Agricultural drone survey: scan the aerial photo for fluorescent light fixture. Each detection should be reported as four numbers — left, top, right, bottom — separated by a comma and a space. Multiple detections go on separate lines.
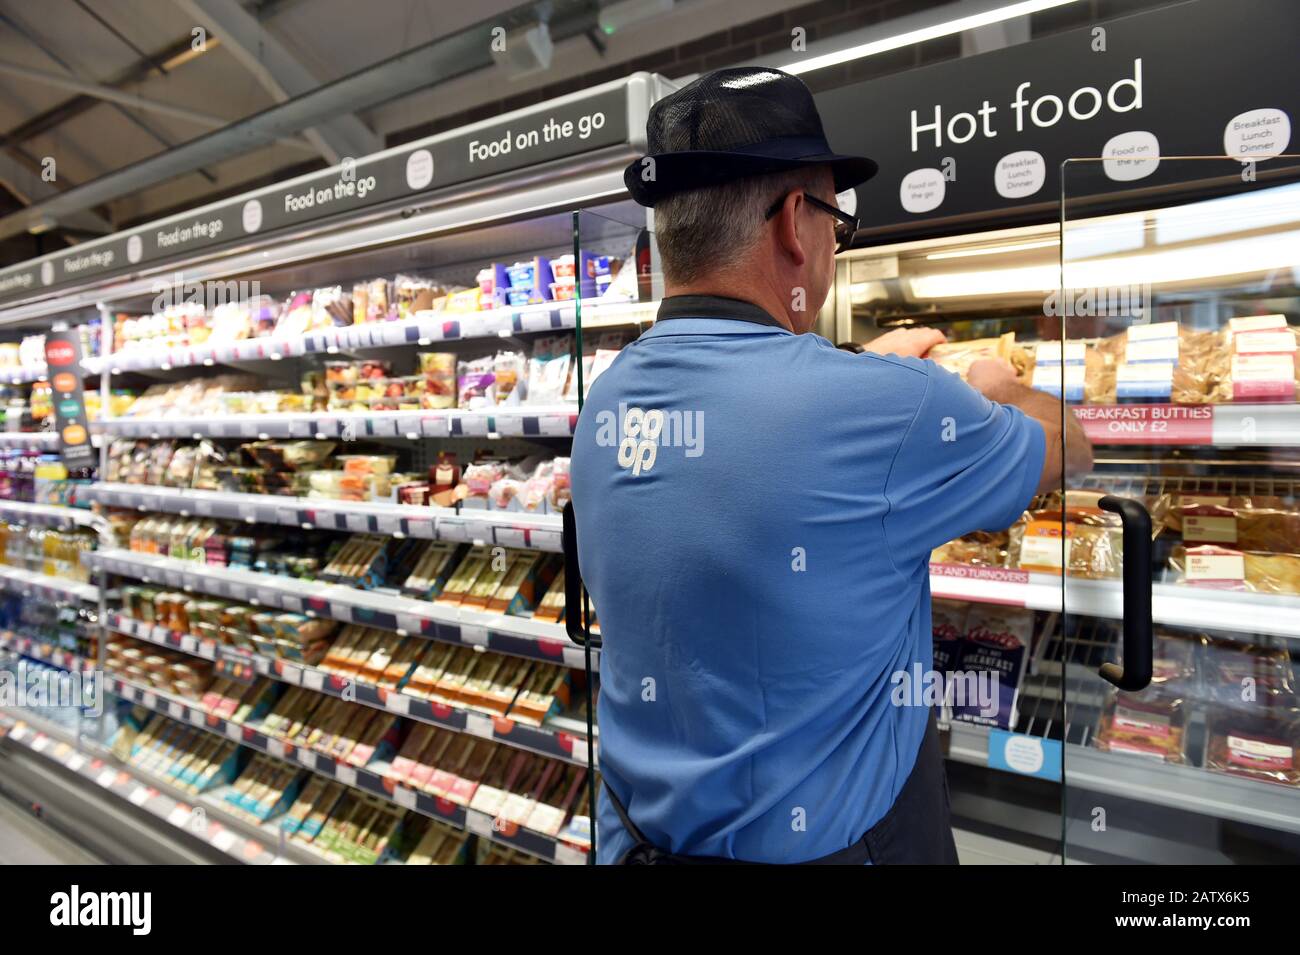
784, 0, 1084, 75
910, 229, 1300, 298
27, 215, 58, 236
910, 263, 1057, 297
926, 238, 1058, 260
1154, 181, 1300, 246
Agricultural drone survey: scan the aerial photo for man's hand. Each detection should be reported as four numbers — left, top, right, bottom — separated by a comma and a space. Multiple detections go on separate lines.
966, 357, 1019, 400
963, 356, 1093, 492
863, 327, 946, 359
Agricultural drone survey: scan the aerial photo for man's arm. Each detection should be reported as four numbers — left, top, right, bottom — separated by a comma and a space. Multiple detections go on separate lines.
968, 358, 1094, 494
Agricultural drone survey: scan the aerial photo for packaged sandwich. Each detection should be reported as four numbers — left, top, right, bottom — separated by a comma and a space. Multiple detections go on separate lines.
1093, 689, 1188, 763
1205, 707, 1300, 786
1208, 316, 1299, 403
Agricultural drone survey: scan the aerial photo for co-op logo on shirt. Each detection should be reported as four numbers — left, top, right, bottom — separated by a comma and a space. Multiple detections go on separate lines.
596, 403, 704, 476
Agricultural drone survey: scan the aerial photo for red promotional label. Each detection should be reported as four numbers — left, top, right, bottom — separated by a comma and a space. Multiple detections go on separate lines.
1072, 404, 1214, 444
45, 340, 76, 366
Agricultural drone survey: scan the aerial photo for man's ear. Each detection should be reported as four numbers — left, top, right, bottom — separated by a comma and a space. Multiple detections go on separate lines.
773, 190, 807, 268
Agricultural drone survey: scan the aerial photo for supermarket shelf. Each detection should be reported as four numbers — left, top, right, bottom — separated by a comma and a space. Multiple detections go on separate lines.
84, 298, 659, 376
1073, 402, 1300, 447
104, 675, 588, 864
0, 499, 101, 529
107, 612, 595, 768
0, 563, 98, 602
84, 483, 563, 552
929, 563, 1300, 640
87, 549, 593, 670
0, 431, 58, 448
93, 406, 578, 440
943, 720, 1300, 835
0, 632, 87, 671
0, 711, 312, 865
0, 365, 47, 384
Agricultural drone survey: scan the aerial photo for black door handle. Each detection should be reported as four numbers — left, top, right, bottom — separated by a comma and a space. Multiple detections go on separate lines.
1097, 495, 1153, 691
562, 501, 598, 648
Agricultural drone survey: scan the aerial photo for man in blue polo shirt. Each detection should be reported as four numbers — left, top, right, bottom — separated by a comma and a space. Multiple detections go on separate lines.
570, 68, 1092, 864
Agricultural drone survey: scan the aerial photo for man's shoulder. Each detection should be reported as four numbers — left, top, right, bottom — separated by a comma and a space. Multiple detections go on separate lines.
585, 329, 942, 406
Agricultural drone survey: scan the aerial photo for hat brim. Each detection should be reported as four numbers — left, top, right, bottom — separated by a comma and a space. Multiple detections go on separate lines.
623, 149, 877, 207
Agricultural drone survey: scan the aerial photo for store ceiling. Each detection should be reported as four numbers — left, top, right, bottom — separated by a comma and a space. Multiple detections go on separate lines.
0, 0, 814, 255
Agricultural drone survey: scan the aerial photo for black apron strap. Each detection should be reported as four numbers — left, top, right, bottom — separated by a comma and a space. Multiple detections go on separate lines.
603, 712, 956, 865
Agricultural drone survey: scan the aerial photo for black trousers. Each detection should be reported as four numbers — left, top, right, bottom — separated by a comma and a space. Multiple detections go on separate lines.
611, 712, 960, 865
859, 711, 960, 864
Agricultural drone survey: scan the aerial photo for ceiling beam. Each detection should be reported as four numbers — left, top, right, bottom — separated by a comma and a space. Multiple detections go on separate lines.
0, 151, 112, 236
0, 10, 531, 241
0, 35, 215, 152
0, 60, 241, 131
172, 0, 382, 163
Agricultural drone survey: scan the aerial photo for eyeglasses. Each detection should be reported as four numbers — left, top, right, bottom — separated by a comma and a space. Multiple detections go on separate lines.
765, 191, 859, 253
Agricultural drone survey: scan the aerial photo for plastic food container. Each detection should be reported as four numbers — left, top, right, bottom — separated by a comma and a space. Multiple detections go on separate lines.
506, 262, 536, 288
549, 282, 575, 301
551, 254, 575, 279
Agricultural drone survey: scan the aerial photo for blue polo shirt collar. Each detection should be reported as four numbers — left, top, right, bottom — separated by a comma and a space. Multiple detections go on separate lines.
643, 294, 794, 338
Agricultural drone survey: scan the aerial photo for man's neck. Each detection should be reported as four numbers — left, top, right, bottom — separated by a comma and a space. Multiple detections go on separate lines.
665, 281, 794, 332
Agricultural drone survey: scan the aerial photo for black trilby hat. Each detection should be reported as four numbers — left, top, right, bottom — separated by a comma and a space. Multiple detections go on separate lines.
624, 67, 878, 207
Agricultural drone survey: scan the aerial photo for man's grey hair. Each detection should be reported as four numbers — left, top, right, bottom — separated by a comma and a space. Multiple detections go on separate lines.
654, 167, 826, 285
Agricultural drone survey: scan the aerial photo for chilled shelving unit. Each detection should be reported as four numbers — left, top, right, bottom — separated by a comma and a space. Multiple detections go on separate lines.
0, 72, 671, 866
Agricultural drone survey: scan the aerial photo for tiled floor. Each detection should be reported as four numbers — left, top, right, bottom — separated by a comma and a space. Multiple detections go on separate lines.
0, 796, 101, 865
953, 827, 1066, 865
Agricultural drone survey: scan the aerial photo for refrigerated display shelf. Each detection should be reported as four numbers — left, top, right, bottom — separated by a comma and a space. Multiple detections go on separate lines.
87, 549, 593, 670
94, 406, 578, 440
106, 611, 596, 768
0, 632, 87, 671
0, 713, 313, 865
0, 500, 101, 529
1, 365, 47, 384
943, 719, 1300, 835
85, 483, 563, 552
85, 299, 659, 377
0, 431, 58, 448
928, 563, 1300, 640
103, 675, 587, 864
0, 564, 98, 603
1072, 402, 1300, 447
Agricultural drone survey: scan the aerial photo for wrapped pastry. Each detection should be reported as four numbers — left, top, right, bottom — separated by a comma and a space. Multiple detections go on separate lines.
927, 332, 1015, 380
930, 530, 1009, 567
1168, 545, 1300, 596
1156, 494, 1300, 554
1008, 503, 1125, 579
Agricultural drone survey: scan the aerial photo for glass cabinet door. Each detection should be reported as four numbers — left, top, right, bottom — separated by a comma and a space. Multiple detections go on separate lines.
1060, 155, 1300, 863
